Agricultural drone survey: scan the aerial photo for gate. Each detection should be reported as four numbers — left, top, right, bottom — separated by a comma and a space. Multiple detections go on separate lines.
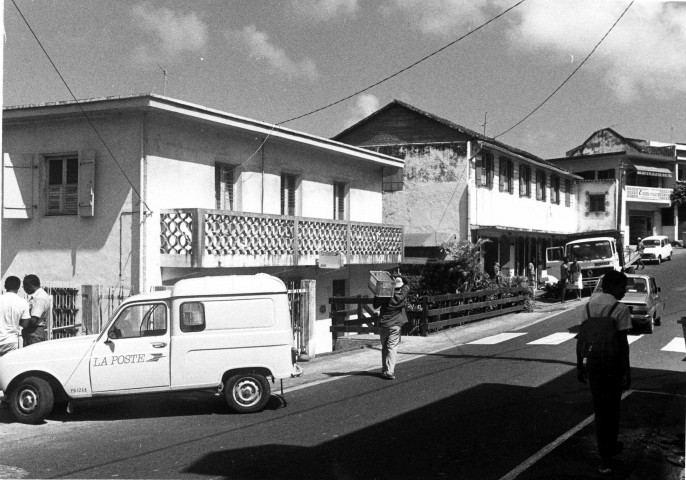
44, 285, 80, 340
287, 280, 310, 356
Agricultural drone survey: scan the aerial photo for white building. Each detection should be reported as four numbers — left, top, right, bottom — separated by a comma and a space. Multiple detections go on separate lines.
1, 94, 404, 355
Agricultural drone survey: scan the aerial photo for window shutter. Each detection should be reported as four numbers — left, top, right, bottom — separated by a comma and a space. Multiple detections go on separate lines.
3, 153, 37, 219
475, 155, 482, 186
78, 149, 95, 217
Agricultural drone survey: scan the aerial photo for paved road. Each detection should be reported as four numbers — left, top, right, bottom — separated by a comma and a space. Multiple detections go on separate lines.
0, 253, 684, 479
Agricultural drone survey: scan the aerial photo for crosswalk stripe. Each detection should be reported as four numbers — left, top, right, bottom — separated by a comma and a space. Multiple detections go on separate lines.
627, 334, 643, 344
527, 332, 577, 345
661, 337, 686, 353
467, 332, 527, 344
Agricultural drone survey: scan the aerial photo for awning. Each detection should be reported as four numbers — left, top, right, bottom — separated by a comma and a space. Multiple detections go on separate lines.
631, 161, 672, 177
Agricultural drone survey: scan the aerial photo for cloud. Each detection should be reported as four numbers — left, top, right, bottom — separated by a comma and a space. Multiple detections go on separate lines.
131, 3, 207, 62
502, 0, 686, 102
382, 0, 488, 36
229, 25, 318, 81
346, 94, 381, 127
290, 0, 359, 21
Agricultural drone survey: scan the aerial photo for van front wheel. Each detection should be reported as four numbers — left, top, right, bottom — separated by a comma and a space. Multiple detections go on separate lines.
9, 377, 54, 424
224, 373, 270, 413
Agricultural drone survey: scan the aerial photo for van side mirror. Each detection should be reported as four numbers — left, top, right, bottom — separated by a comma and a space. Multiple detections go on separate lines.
657, 287, 661, 293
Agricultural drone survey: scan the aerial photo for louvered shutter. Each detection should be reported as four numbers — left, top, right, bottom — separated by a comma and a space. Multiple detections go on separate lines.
475, 155, 482, 186
78, 150, 95, 217
3, 153, 37, 219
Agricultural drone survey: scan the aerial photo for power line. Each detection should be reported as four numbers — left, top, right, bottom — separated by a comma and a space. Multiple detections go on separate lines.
494, 0, 634, 139
277, 0, 528, 126
10, 0, 152, 215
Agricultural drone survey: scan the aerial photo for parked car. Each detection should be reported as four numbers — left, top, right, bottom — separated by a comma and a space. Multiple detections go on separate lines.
640, 235, 672, 263
592, 273, 664, 333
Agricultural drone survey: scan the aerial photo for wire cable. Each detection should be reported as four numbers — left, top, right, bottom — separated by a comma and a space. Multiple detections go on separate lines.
10, 0, 152, 214
277, 0, 528, 126
494, 0, 634, 139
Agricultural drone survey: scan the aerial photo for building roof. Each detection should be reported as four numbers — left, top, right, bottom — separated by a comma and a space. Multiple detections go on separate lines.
565, 128, 676, 159
3, 94, 404, 169
333, 99, 578, 177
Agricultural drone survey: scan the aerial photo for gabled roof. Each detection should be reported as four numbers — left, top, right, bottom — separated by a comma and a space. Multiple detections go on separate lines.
566, 128, 675, 158
333, 99, 578, 177
3, 94, 404, 169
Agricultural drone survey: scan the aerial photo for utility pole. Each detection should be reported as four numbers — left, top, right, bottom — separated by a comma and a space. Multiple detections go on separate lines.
481, 112, 489, 136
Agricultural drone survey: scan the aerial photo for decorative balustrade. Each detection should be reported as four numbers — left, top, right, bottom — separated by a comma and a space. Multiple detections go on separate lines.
160, 209, 403, 268
625, 185, 672, 204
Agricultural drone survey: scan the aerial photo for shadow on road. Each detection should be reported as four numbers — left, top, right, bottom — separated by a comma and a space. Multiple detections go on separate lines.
181, 368, 683, 480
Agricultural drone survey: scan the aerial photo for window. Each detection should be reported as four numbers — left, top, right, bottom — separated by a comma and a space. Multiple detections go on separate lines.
578, 170, 595, 180
215, 163, 237, 210
536, 170, 546, 201
661, 207, 675, 226
476, 151, 494, 189
108, 303, 167, 339
47, 156, 79, 215
499, 158, 514, 193
180, 302, 205, 333
333, 182, 346, 220
382, 167, 403, 192
589, 194, 605, 212
565, 179, 572, 207
519, 165, 531, 197
550, 175, 560, 204
597, 168, 615, 180
281, 173, 297, 216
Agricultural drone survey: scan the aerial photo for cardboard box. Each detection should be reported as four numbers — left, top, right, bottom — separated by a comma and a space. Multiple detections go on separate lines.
369, 271, 395, 297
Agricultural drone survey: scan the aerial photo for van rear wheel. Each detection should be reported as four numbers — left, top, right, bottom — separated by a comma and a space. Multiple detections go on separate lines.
224, 373, 270, 413
9, 376, 54, 424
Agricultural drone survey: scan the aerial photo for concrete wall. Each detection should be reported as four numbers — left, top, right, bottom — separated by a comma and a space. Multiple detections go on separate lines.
2, 113, 142, 289
383, 144, 469, 242
576, 180, 618, 232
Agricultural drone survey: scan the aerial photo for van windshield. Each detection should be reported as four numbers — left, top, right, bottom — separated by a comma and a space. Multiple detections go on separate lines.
567, 240, 613, 261
642, 239, 660, 246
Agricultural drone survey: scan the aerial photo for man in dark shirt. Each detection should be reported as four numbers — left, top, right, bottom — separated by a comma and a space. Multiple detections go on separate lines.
373, 275, 409, 380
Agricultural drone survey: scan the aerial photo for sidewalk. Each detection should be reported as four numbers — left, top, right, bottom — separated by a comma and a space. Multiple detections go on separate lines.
286, 290, 575, 392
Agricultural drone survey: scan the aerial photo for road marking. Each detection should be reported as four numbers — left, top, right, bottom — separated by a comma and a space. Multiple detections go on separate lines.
527, 332, 576, 345
627, 334, 643, 344
467, 332, 527, 345
661, 337, 686, 353
498, 391, 632, 480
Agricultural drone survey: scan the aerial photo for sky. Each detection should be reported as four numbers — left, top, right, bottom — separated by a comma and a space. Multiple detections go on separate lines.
3, 0, 686, 160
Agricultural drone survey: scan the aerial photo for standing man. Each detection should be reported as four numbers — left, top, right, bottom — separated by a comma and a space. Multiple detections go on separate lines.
373, 275, 409, 380
21, 275, 50, 345
559, 257, 570, 303
0, 276, 31, 356
576, 270, 631, 475
527, 259, 537, 291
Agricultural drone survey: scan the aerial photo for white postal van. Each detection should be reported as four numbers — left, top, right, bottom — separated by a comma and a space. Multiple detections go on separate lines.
0, 274, 302, 424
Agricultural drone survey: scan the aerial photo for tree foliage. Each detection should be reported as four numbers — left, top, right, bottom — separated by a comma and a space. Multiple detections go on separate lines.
670, 184, 686, 207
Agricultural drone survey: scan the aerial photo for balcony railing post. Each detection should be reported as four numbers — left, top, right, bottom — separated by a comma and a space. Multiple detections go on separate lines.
192, 209, 205, 268
293, 217, 300, 266
346, 222, 352, 258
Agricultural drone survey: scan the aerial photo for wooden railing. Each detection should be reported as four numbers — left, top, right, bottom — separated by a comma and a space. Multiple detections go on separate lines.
329, 286, 530, 342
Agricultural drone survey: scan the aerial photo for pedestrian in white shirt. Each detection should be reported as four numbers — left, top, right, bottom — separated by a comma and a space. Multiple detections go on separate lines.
21, 274, 50, 345
0, 276, 31, 356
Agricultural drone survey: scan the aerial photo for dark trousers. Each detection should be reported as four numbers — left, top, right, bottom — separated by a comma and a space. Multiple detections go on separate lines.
586, 357, 623, 459
22, 325, 46, 346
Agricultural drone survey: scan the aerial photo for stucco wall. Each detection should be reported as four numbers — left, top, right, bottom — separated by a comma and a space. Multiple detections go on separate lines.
576, 180, 618, 232
2, 114, 142, 289
383, 145, 469, 242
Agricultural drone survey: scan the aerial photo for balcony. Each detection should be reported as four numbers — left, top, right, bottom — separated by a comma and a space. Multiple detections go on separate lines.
625, 185, 672, 204
160, 209, 404, 268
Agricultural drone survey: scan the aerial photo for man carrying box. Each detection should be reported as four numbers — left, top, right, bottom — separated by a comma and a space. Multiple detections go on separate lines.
373, 275, 409, 380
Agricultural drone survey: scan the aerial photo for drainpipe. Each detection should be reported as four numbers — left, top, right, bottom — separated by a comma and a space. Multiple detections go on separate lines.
138, 113, 147, 294
466, 140, 473, 243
